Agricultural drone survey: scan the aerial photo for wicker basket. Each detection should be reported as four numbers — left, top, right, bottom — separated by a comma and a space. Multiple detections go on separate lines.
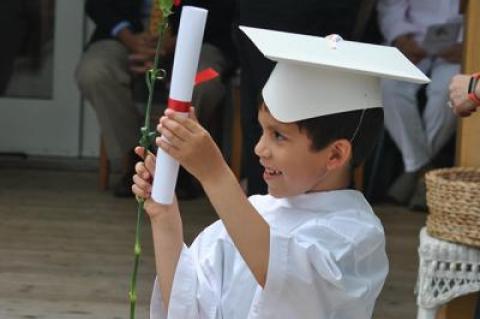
426, 167, 480, 247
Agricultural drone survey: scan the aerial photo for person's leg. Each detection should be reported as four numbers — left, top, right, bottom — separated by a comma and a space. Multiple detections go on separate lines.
423, 60, 460, 157
382, 78, 430, 174
76, 40, 141, 196
408, 61, 460, 210
381, 59, 432, 203
76, 40, 141, 161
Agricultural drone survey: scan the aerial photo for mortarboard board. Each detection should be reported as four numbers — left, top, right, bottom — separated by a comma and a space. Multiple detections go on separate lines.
240, 26, 430, 123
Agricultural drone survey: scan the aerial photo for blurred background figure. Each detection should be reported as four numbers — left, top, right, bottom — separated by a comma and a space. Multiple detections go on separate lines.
75, 0, 236, 198
377, 0, 463, 210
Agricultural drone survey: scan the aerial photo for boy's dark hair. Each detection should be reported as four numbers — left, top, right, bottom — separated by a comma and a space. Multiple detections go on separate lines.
296, 108, 384, 168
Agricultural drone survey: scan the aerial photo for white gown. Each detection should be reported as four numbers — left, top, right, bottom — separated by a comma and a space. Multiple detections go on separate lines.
150, 190, 388, 319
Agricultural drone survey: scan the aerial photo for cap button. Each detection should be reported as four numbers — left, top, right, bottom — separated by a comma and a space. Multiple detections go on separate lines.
325, 34, 343, 49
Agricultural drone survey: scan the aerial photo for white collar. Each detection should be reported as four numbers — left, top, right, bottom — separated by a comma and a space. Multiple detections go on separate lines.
272, 189, 370, 213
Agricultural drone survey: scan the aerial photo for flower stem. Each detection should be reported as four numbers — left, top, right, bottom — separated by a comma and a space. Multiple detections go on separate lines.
144, 22, 168, 132
129, 20, 169, 319
129, 199, 144, 319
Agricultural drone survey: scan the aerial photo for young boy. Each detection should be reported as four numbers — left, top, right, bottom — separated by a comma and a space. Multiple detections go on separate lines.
132, 27, 429, 319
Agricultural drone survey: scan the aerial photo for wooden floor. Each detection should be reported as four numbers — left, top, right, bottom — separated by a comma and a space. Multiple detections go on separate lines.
0, 167, 426, 319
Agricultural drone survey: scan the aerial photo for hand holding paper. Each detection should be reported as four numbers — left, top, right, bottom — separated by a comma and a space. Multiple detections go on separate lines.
421, 18, 463, 56
157, 108, 228, 185
151, 6, 208, 204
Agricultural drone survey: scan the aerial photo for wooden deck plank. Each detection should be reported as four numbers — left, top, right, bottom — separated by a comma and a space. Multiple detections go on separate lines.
0, 168, 425, 318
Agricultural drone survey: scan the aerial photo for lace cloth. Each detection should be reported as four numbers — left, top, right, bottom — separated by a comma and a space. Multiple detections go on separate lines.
416, 227, 480, 308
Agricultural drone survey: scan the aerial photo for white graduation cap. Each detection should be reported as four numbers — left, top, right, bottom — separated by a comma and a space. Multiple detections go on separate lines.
240, 26, 430, 123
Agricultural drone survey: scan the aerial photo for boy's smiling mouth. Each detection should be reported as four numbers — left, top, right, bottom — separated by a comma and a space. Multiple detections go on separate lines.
259, 160, 283, 179
263, 165, 283, 180
265, 167, 282, 175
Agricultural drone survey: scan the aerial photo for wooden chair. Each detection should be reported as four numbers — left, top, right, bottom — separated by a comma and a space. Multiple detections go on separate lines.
99, 137, 110, 190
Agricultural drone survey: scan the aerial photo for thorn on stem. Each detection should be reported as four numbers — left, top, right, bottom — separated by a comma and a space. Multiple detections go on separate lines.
129, 291, 137, 302
134, 244, 142, 255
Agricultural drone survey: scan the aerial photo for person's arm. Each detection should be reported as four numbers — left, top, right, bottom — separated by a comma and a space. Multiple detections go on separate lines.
392, 34, 427, 64
85, 0, 156, 57
116, 28, 155, 53
129, 26, 176, 74
157, 109, 270, 287
438, 43, 464, 64
377, 0, 418, 45
377, 0, 427, 64
132, 147, 184, 307
149, 201, 184, 308
476, 76, 480, 97
85, 0, 137, 35
449, 73, 480, 117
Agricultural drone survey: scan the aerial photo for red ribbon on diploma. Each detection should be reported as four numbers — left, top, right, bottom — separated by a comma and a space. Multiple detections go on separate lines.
168, 98, 191, 112
168, 68, 220, 113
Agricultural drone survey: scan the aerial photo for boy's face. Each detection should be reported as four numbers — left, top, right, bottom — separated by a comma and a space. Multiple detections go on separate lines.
255, 105, 332, 198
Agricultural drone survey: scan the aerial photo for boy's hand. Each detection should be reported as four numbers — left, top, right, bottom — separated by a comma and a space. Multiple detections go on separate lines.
156, 107, 229, 185
132, 146, 180, 221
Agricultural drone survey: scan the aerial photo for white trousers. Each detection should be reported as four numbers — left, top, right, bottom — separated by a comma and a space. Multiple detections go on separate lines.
381, 58, 460, 172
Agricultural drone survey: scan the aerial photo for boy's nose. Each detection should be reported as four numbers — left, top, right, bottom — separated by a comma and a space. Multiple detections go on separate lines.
254, 135, 271, 159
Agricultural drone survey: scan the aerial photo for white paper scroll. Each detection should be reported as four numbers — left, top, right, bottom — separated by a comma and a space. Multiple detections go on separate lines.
151, 6, 208, 204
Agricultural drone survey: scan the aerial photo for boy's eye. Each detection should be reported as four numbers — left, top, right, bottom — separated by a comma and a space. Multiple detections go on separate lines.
273, 131, 286, 141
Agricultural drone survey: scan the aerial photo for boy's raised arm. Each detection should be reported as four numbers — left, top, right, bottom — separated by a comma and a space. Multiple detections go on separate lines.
149, 201, 183, 308
132, 147, 184, 308
203, 167, 270, 287
157, 110, 270, 288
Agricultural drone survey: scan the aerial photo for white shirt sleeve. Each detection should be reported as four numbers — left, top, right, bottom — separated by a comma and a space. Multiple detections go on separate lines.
150, 228, 226, 319
150, 245, 200, 319
250, 217, 388, 319
377, 0, 420, 44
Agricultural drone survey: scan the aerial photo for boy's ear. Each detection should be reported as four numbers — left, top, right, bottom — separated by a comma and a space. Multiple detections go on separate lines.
326, 139, 352, 170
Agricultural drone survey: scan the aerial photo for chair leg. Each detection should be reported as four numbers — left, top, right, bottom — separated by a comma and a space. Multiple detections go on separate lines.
230, 82, 242, 180
417, 306, 438, 319
99, 137, 110, 191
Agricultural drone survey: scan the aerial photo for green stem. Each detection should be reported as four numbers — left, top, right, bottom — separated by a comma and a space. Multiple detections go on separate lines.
144, 22, 168, 136
129, 19, 169, 319
129, 200, 144, 319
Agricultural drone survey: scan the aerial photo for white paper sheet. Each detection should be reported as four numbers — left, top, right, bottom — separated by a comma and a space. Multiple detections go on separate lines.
422, 17, 463, 55
151, 6, 208, 204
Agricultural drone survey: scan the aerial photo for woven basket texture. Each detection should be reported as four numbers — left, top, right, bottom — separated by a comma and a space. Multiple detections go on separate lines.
426, 167, 480, 247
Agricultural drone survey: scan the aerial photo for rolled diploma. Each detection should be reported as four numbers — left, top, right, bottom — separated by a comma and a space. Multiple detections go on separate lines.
151, 6, 208, 204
